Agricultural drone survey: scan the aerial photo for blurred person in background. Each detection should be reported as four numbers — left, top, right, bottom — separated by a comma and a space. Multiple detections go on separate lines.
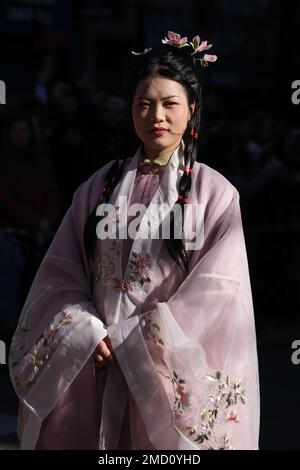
0, 113, 61, 236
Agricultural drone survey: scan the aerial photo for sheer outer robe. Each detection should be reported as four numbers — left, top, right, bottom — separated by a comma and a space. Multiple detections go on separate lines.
9, 143, 260, 450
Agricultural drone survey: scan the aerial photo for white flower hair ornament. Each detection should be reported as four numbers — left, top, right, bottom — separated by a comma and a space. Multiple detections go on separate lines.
131, 31, 218, 68
131, 48, 152, 56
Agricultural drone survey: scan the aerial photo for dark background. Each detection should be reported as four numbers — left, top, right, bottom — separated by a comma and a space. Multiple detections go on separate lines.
0, 0, 300, 450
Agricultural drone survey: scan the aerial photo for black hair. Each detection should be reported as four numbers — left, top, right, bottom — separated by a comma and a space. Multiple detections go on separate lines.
84, 43, 203, 272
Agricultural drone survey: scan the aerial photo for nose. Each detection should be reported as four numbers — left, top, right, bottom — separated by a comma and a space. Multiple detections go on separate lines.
151, 103, 165, 123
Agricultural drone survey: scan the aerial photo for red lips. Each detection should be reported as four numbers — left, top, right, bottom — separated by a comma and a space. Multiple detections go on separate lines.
150, 127, 168, 133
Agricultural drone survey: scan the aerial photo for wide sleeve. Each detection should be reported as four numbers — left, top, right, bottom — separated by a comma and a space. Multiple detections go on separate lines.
8, 162, 114, 449
107, 187, 260, 450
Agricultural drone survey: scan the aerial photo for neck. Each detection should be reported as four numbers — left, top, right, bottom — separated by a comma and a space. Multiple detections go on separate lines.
142, 142, 180, 162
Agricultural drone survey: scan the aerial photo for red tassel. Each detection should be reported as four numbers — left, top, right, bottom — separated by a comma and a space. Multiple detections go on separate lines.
182, 166, 193, 175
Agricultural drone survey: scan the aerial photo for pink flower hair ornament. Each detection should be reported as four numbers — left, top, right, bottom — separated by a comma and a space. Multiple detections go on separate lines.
131, 31, 218, 68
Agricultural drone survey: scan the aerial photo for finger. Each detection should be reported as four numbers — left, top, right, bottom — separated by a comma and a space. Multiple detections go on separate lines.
98, 345, 112, 359
95, 354, 104, 363
104, 337, 113, 351
95, 353, 113, 364
95, 340, 109, 353
95, 340, 106, 353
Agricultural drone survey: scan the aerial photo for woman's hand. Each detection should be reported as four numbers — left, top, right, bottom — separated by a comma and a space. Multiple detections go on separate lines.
94, 336, 114, 368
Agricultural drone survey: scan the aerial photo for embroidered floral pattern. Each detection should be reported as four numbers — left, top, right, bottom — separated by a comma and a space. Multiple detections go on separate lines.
11, 311, 73, 395
142, 314, 191, 418
210, 434, 233, 451
226, 411, 239, 423
95, 249, 153, 291
141, 315, 246, 450
143, 313, 164, 349
95, 252, 132, 290
185, 371, 246, 450
128, 251, 152, 289
95, 253, 116, 284
172, 371, 191, 418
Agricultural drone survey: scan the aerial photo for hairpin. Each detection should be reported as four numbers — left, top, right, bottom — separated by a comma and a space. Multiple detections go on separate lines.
131, 32, 218, 68
131, 48, 152, 56
162, 31, 218, 67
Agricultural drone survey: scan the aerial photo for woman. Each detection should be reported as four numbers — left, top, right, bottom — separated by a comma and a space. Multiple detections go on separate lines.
9, 32, 260, 450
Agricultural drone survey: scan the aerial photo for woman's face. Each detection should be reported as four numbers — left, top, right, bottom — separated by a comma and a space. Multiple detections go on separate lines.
132, 76, 195, 157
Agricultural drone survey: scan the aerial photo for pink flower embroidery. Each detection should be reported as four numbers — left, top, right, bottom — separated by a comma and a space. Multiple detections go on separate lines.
162, 31, 188, 48
172, 371, 191, 416
129, 251, 152, 288
143, 315, 165, 349
12, 309, 75, 395
176, 384, 191, 408
135, 251, 151, 272
226, 411, 239, 423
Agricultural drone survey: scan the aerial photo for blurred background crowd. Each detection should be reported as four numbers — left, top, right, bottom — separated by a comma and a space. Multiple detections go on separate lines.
0, 0, 299, 449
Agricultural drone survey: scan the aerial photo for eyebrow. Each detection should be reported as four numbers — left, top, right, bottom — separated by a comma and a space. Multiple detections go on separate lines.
138, 95, 180, 100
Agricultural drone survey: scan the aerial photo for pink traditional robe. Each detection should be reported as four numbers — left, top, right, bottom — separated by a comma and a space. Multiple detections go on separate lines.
9, 141, 260, 450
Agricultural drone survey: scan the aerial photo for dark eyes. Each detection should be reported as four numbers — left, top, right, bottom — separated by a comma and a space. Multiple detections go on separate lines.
138, 102, 178, 107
